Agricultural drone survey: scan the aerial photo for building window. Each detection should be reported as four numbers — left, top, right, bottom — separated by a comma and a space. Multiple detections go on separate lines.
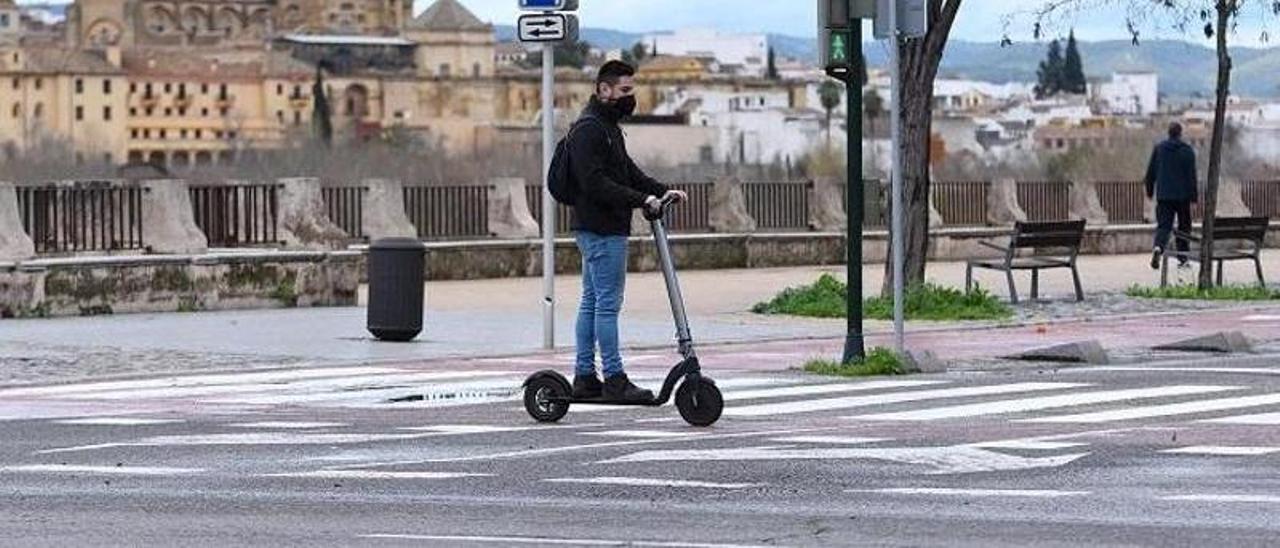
75, 152, 84, 165
104, 152, 112, 165
439, 64, 450, 77
104, 80, 112, 94
159, 129, 165, 139
214, 130, 223, 139
164, 108, 171, 116
219, 108, 228, 117
164, 83, 171, 94
294, 111, 301, 125
218, 83, 227, 96
75, 106, 84, 121
277, 110, 284, 123
34, 78, 41, 90
180, 129, 187, 138
0, 14, 9, 27
293, 85, 301, 96
75, 79, 84, 94
473, 63, 481, 77
145, 108, 153, 116
228, 131, 237, 139
201, 83, 209, 94
11, 78, 17, 90
131, 129, 138, 138
144, 83, 153, 95
195, 129, 202, 138
178, 83, 186, 96
143, 129, 150, 138
130, 82, 137, 93
11, 102, 17, 117
178, 108, 186, 116
277, 84, 283, 95
33, 103, 42, 118
201, 108, 209, 117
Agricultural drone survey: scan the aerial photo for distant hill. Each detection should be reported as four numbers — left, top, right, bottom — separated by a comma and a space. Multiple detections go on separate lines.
496, 24, 1280, 98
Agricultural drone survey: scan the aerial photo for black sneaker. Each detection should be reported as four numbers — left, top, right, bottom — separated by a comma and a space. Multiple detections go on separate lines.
572, 374, 604, 399
1150, 247, 1162, 270
604, 373, 654, 403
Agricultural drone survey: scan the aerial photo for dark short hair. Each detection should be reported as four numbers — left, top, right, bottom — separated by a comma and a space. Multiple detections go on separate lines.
1168, 122, 1183, 139
596, 60, 636, 89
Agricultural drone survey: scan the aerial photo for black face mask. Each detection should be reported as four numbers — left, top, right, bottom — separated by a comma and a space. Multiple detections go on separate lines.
611, 95, 637, 118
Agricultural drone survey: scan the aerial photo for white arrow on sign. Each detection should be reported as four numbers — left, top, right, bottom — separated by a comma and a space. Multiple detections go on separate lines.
518, 13, 576, 43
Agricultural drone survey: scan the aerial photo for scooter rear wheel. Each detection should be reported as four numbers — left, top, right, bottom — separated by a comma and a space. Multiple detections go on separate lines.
675, 378, 722, 427
524, 376, 570, 423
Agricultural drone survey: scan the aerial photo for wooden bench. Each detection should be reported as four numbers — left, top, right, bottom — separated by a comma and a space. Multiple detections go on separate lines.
1161, 216, 1269, 287
966, 220, 1087, 304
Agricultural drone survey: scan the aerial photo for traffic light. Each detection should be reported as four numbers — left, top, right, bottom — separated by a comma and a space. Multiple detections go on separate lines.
819, 1, 873, 80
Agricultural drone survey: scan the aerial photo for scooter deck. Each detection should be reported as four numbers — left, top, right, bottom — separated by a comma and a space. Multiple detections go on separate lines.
552, 396, 663, 407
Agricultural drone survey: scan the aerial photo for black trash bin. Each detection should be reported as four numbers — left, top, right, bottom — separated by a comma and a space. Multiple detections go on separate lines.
366, 237, 426, 342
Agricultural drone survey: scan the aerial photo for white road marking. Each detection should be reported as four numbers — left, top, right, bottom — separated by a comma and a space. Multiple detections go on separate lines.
1161, 494, 1280, 503
54, 417, 185, 426
0, 366, 400, 398
965, 439, 1088, 451
37, 425, 542, 454
1242, 315, 1280, 322
360, 534, 774, 547
565, 377, 848, 413
581, 430, 700, 439
769, 436, 887, 445
543, 477, 760, 489
848, 488, 1089, 498
1023, 393, 1280, 423
1202, 412, 1280, 425
80, 371, 517, 402
0, 464, 203, 475
1087, 367, 1280, 377
727, 382, 1084, 417
851, 385, 1240, 421
601, 445, 1089, 474
399, 425, 539, 434
1162, 446, 1280, 456
263, 470, 492, 480
228, 422, 348, 429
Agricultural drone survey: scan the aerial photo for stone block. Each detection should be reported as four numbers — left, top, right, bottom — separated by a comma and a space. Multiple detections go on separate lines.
1216, 177, 1253, 217
278, 177, 350, 250
361, 178, 418, 241
141, 179, 208, 254
807, 176, 844, 232
0, 182, 35, 261
901, 350, 947, 374
988, 178, 1027, 226
487, 177, 540, 239
1153, 331, 1253, 354
1007, 340, 1110, 364
1070, 181, 1109, 226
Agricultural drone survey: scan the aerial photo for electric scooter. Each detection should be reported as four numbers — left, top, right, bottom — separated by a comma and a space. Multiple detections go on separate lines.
522, 195, 724, 427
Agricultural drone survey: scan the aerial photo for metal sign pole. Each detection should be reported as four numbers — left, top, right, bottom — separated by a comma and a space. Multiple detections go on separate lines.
888, 0, 905, 353
541, 42, 556, 350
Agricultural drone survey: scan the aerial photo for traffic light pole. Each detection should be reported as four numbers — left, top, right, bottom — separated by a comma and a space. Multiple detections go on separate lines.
840, 20, 865, 365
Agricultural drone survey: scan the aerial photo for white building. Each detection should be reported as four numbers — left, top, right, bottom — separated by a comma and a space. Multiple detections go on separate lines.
641, 28, 769, 78
1089, 72, 1159, 116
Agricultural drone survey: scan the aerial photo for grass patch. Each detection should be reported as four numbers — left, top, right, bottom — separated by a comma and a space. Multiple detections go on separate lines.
752, 274, 1013, 321
1126, 284, 1280, 301
803, 348, 905, 377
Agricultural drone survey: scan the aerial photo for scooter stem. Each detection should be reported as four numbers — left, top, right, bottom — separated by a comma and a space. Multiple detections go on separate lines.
650, 215, 696, 360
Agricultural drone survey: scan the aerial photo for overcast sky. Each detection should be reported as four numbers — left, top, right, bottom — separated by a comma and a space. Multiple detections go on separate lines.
441, 0, 1277, 46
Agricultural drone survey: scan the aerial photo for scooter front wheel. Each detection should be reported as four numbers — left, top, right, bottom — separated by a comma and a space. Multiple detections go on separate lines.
675, 378, 722, 427
524, 376, 570, 423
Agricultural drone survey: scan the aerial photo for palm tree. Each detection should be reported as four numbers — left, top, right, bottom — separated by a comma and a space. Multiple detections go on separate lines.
818, 80, 842, 148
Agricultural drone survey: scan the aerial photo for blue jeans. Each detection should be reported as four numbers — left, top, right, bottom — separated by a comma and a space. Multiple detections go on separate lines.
575, 231, 628, 379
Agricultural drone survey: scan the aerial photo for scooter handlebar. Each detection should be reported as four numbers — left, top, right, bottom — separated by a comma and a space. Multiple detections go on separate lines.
643, 193, 682, 221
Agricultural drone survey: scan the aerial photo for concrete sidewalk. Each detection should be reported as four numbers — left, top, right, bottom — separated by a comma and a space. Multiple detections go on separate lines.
1, 253, 1276, 384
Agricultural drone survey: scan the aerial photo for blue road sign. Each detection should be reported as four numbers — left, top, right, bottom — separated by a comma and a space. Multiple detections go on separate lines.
519, 0, 578, 11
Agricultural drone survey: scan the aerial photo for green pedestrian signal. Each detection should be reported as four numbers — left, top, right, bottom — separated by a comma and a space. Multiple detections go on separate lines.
830, 33, 848, 62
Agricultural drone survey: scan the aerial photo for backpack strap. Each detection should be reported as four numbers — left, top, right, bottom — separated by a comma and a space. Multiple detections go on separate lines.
568, 114, 611, 146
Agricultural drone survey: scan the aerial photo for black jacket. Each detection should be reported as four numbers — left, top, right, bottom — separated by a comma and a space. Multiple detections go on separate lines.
568, 97, 668, 236
1144, 138, 1198, 202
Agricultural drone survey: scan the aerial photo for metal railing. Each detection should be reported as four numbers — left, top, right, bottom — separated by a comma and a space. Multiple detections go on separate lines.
1095, 180, 1146, 223
321, 185, 366, 241
743, 181, 810, 230
404, 184, 490, 239
15, 181, 145, 254
931, 181, 988, 226
1243, 180, 1280, 219
189, 182, 281, 247
665, 181, 713, 232
1017, 181, 1071, 221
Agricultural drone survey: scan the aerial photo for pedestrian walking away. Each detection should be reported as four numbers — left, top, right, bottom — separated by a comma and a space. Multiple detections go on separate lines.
1144, 121, 1199, 271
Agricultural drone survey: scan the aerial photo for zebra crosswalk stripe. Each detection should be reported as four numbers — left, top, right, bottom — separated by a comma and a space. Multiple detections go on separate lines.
849, 385, 1241, 421
725, 382, 1085, 417
1022, 393, 1280, 423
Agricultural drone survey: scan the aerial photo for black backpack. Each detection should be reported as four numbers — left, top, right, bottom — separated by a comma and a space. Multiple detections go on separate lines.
547, 115, 609, 206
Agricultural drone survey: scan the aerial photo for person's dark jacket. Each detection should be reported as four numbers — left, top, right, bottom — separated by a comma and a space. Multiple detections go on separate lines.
1144, 137, 1198, 202
567, 97, 668, 236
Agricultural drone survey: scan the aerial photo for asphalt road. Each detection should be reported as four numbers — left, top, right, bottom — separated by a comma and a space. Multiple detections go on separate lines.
2, 351, 1280, 547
